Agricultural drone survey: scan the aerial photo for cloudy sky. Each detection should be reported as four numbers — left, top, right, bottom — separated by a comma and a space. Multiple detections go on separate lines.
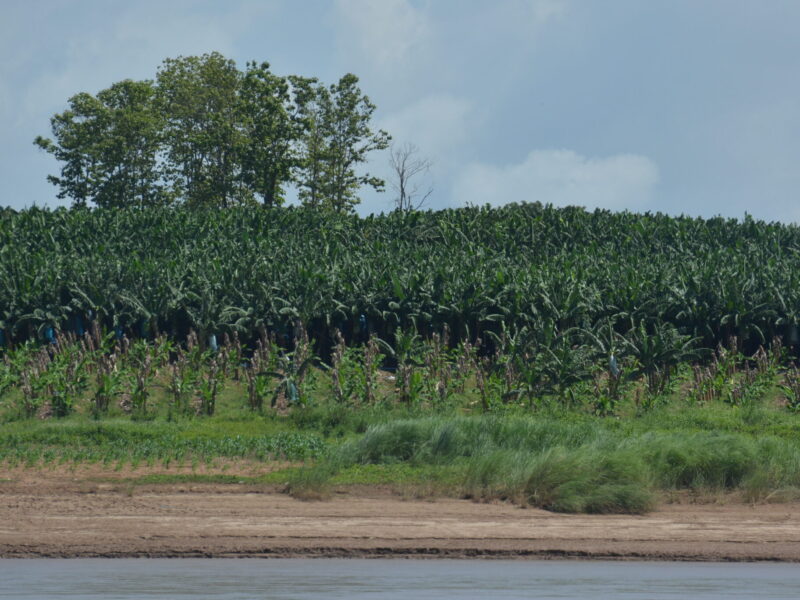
2, 0, 799, 221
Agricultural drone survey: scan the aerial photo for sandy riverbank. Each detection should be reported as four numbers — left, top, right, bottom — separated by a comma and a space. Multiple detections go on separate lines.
1, 467, 799, 561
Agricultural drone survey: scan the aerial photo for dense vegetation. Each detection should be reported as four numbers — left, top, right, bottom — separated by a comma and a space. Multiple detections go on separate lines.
5, 201, 800, 513
2, 202, 800, 360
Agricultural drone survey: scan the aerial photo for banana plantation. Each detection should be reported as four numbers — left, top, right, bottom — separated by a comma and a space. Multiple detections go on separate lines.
2, 201, 800, 418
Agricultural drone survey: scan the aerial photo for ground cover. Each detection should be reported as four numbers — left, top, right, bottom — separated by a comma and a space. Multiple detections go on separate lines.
3, 329, 800, 514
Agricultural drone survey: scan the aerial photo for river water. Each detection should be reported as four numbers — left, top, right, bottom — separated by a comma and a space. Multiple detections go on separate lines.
0, 559, 798, 599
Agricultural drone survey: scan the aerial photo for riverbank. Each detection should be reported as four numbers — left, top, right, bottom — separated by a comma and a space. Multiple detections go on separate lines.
2, 468, 799, 561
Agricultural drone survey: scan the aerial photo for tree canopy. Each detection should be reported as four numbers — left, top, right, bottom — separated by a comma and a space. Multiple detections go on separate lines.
35, 53, 390, 212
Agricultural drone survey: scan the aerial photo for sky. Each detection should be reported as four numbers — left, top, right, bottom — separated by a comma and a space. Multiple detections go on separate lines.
2, 0, 799, 222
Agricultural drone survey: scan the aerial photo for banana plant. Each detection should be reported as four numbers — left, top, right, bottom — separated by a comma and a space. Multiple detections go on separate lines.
258, 348, 315, 408
538, 332, 592, 403
622, 320, 700, 394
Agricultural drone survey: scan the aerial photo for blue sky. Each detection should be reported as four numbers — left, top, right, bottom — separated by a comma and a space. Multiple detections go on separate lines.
2, 0, 799, 221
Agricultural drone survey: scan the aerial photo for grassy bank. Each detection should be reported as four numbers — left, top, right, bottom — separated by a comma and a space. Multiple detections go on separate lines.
4, 394, 800, 514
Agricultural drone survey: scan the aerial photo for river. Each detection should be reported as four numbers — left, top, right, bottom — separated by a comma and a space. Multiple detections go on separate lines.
1, 559, 798, 599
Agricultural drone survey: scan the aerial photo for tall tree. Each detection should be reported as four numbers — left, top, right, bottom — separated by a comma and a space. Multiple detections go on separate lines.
296, 74, 390, 213
156, 52, 246, 207
92, 80, 166, 208
293, 77, 326, 209
238, 62, 307, 207
34, 80, 164, 208
35, 92, 105, 207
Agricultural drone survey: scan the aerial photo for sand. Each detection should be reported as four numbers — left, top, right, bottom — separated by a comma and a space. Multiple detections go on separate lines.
2, 466, 800, 561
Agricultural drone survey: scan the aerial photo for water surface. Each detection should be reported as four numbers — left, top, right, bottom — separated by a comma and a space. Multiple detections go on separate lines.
1, 559, 799, 599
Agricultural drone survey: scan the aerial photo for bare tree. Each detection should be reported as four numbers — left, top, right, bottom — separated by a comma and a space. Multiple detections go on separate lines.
389, 142, 433, 211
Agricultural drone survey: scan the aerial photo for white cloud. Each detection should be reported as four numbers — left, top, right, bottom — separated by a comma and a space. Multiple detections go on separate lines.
379, 94, 472, 166
346, 94, 472, 215
451, 149, 659, 210
527, 0, 569, 26
353, 94, 472, 213
334, 0, 430, 71
15, 2, 275, 125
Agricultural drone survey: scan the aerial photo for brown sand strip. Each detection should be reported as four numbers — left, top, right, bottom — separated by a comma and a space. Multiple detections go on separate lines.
2, 474, 800, 561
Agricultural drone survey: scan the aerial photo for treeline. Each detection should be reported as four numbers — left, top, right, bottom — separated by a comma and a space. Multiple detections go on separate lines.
34, 53, 389, 212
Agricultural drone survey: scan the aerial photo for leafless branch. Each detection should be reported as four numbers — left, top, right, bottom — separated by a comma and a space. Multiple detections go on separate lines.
389, 142, 433, 212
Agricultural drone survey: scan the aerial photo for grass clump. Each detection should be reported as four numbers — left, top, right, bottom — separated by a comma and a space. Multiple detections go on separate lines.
463, 447, 654, 514
284, 461, 337, 500
636, 432, 759, 490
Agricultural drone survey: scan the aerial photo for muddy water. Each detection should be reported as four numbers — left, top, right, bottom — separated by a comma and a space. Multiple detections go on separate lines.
0, 559, 799, 599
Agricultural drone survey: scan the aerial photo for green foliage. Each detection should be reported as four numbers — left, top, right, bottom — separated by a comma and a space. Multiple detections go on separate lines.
464, 448, 654, 514
637, 432, 759, 489
4, 203, 800, 364
35, 54, 388, 210
623, 320, 699, 395
6, 202, 800, 446
304, 414, 800, 513
260, 328, 315, 408
328, 332, 386, 406
295, 73, 390, 212
780, 366, 800, 412
34, 80, 165, 208
239, 62, 304, 207
4, 325, 800, 516
156, 52, 246, 206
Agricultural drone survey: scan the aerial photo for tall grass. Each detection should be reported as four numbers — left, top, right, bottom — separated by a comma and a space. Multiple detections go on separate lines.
463, 448, 654, 514
295, 415, 800, 513
338, 416, 606, 464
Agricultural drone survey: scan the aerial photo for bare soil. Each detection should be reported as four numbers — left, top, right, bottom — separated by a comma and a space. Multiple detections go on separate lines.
2, 466, 800, 561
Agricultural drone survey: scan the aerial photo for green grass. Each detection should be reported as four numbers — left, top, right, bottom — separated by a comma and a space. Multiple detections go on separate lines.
0, 418, 326, 467
463, 447, 654, 514
4, 367, 800, 514
283, 410, 800, 513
